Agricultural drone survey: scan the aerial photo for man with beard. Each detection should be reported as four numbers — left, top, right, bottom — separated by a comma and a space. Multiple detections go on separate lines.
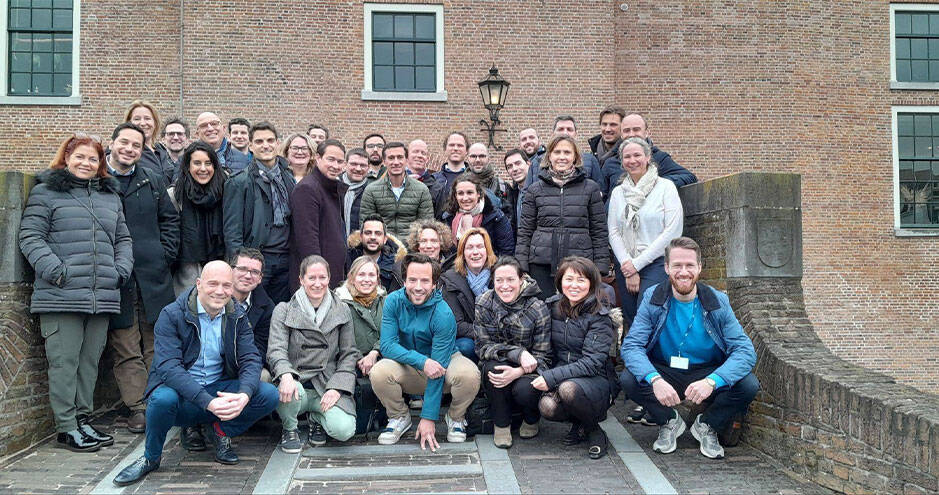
620, 237, 759, 460
587, 106, 626, 197
347, 214, 406, 292
615, 113, 697, 189
369, 254, 480, 449
466, 142, 512, 220
363, 133, 386, 178
341, 148, 374, 236
158, 117, 189, 180
195, 112, 251, 175
359, 142, 434, 239
518, 128, 544, 163
107, 123, 180, 434
433, 132, 469, 193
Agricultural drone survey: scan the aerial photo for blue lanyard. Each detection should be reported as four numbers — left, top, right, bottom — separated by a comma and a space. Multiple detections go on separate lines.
675, 298, 698, 358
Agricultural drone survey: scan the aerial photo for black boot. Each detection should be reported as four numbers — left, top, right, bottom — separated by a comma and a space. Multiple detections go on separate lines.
77, 415, 113, 447
586, 427, 609, 459
181, 425, 206, 451
57, 429, 100, 452
562, 422, 586, 446
207, 422, 239, 465
113, 456, 160, 486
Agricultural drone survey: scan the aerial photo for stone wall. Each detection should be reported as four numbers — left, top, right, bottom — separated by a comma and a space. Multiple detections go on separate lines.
681, 172, 939, 495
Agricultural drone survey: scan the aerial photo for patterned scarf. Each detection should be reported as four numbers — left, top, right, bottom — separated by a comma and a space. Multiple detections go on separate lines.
452, 195, 485, 242
258, 162, 291, 227
466, 268, 491, 297
619, 163, 659, 257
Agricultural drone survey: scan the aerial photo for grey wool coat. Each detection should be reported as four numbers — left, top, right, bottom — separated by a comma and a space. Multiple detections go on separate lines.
267, 289, 360, 415
19, 168, 134, 315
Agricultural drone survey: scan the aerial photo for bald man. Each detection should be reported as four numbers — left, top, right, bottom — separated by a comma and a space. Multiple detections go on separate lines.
113, 261, 279, 486
194, 112, 251, 174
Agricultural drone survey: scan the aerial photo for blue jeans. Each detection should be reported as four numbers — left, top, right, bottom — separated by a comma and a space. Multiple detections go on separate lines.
455, 337, 478, 363
144, 380, 278, 461
615, 257, 667, 329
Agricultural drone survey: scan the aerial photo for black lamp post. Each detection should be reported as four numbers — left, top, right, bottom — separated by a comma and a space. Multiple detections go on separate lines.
478, 66, 510, 150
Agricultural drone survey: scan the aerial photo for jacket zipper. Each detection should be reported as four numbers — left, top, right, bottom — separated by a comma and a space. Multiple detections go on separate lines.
564, 317, 571, 363
88, 184, 98, 314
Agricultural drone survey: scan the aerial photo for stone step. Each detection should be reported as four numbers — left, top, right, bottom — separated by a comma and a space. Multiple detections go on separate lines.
294, 463, 484, 481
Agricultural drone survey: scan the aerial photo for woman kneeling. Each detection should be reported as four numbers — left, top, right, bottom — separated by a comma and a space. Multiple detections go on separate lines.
532, 257, 618, 459
268, 255, 360, 452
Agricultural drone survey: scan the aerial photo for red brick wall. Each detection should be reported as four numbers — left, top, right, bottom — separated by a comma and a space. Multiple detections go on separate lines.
0, 1, 935, 391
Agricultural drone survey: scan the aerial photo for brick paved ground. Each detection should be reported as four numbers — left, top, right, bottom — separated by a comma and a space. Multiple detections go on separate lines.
0, 402, 834, 494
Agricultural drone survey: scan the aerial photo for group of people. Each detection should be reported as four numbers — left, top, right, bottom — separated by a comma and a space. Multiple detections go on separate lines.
17, 101, 760, 488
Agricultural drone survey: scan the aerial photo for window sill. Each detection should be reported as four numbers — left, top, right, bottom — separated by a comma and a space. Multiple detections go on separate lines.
0, 95, 81, 106
361, 90, 447, 102
890, 81, 939, 90
894, 227, 939, 237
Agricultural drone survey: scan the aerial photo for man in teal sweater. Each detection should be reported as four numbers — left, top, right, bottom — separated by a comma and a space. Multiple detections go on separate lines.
370, 253, 481, 451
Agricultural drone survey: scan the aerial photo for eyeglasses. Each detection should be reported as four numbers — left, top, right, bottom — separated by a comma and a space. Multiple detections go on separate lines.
233, 265, 262, 278
289, 146, 310, 153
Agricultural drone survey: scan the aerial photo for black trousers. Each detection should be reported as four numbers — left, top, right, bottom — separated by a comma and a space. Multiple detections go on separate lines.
529, 263, 555, 300
480, 360, 541, 428
619, 361, 760, 430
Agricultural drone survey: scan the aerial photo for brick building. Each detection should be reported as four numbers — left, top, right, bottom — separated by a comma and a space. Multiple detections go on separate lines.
0, 1, 936, 391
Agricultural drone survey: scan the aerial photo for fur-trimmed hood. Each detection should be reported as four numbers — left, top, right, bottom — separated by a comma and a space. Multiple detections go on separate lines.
37, 167, 120, 194
346, 230, 408, 262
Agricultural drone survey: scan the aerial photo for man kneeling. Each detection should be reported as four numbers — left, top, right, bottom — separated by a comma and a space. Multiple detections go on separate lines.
114, 261, 278, 486
620, 237, 759, 459
268, 255, 359, 452
370, 253, 480, 450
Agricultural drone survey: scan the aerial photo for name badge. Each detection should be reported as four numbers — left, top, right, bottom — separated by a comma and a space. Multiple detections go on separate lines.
670, 356, 689, 370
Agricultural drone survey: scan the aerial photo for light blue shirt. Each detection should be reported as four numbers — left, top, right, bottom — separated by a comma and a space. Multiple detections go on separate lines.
189, 299, 225, 386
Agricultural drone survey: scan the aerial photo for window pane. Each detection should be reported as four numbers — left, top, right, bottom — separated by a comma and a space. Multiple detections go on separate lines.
395, 66, 414, 89
897, 38, 911, 59
10, 8, 31, 29
911, 38, 928, 59
899, 159, 914, 176
53, 52, 70, 72
899, 137, 915, 158
899, 114, 915, 136
415, 15, 434, 39
373, 14, 393, 38
933, 163, 939, 181
32, 34, 52, 53
53, 73, 70, 95
912, 13, 930, 34
897, 13, 912, 35
930, 38, 939, 57
898, 60, 912, 81
930, 61, 939, 82
53, 33, 71, 52
914, 114, 932, 135
33, 73, 52, 94
374, 65, 394, 90
931, 14, 939, 34
415, 66, 435, 90
10, 52, 30, 72
53, 9, 72, 30
915, 161, 933, 179
10, 73, 31, 94
32, 52, 52, 71
373, 41, 393, 64
394, 42, 413, 65
394, 15, 413, 38
34, 0, 53, 7
415, 43, 434, 65
915, 137, 932, 156
32, 9, 53, 30
53, 0, 72, 8
11, 0, 31, 6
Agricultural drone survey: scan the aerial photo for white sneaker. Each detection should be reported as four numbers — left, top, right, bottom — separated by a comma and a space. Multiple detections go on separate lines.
377, 416, 412, 445
445, 414, 467, 443
690, 414, 725, 459
652, 410, 686, 454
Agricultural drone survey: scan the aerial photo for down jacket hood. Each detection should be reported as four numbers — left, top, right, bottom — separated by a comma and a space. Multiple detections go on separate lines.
346, 230, 408, 262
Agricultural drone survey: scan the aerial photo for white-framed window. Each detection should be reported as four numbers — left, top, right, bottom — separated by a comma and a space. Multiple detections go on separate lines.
0, 0, 80, 105
362, 3, 446, 102
890, 4, 939, 90
891, 106, 939, 235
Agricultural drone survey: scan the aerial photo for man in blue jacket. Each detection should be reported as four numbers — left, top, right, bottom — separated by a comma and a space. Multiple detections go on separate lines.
620, 237, 759, 460
113, 261, 278, 486
369, 254, 481, 451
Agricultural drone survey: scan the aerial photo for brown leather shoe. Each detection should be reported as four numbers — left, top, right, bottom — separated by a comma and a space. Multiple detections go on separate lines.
127, 411, 146, 434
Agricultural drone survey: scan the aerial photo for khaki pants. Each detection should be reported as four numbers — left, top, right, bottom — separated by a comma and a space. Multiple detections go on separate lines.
40, 313, 109, 432
370, 353, 480, 420
108, 297, 154, 411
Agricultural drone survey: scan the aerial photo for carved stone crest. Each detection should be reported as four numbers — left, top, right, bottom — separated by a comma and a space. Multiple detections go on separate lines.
756, 218, 792, 268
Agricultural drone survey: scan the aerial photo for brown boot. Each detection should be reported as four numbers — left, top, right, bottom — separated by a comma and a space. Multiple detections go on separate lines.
519, 420, 540, 439
127, 411, 146, 434
493, 426, 512, 449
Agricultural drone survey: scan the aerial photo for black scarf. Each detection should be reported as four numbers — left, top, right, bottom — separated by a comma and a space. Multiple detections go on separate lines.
178, 182, 224, 263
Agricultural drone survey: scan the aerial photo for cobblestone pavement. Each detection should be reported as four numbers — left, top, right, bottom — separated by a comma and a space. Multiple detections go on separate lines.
0, 402, 834, 494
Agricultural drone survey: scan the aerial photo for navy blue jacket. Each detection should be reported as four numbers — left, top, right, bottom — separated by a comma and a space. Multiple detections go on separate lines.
621, 282, 756, 388
600, 139, 698, 197
145, 288, 262, 409
218, 138, 252, 175
244, 285, 275, 369
441, 190, 515, 256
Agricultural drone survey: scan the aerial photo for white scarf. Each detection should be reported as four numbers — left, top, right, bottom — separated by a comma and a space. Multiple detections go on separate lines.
294, 288, 332, 329
620, 163, 659, 258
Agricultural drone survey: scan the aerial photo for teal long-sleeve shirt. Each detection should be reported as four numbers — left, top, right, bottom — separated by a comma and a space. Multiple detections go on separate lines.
379, 288, 457, 421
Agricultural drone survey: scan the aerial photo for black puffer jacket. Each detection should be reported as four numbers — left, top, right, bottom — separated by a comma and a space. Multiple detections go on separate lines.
473, 276, 552, 372
439, 268, 492, 340
19, 169, 134, 314
515, 169, 609, 274
541, 295, 618, 398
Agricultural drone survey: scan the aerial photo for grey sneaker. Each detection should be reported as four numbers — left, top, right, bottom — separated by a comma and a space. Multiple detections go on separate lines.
279, 429, 302, 454
652, 410, 686, 454
377, 416, 412, 445
690, 414, 725, 459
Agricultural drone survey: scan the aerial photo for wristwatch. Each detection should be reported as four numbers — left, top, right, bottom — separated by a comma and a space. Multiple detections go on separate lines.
704, 377, 716, 388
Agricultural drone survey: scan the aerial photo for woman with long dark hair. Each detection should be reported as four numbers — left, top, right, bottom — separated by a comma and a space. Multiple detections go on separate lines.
169, 141, 226, 294
531, 256, 618, 459
19, 134, 134, 452
441, 174, 515, 255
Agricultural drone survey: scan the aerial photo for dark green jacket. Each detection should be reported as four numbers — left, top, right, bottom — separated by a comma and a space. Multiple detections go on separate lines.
359, 175, 434, 239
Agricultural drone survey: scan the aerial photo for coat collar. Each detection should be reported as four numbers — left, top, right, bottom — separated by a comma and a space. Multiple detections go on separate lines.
37, 168, 120, 194
649, 282, 721, 312
283, 289, 349, 331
